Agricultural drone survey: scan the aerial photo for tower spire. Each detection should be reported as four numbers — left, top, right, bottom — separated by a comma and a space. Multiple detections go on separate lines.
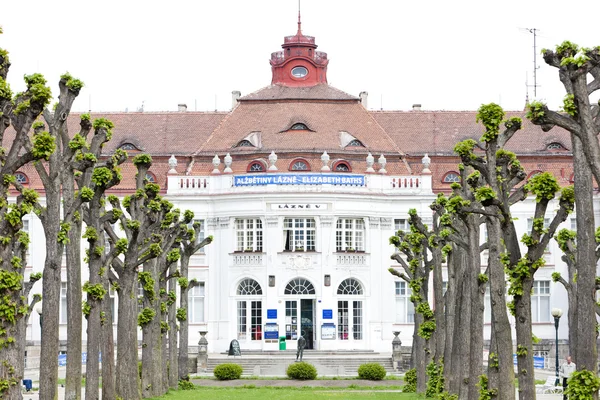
297, 0, 302, 34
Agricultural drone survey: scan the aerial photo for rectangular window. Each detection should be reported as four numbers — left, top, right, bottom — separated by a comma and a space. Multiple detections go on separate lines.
394, 281, 415, 323
251, 301, 262, 340
283, 218, 315, 252
237, 301, 247, 340
338, 300, 349, 340
235, 218, 263, 252
336, 218, 365, 251
237, 299, 262, 340
192, 220, 206, 253
285, 300, 298, 340
109, 286, 116, 324
570, 218, 576, 232
353, 300, 363, 340
484, 285, 491, 324
188, 283, 205, 323
23, 219, 30, 255
532, 280, 551, 322
394, 219, 409, 233
60, 282, 67, 324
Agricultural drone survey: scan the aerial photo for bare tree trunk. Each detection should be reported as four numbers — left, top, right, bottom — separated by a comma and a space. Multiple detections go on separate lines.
39, 199, 62, 400
573, 135, 598, 395
178, 256, 191, 380
84, 296, 101, 400
468, 216, 483, 400
101, 290, 115, 400
66, 218, 83, 400
141, 259, 162, 399
443, 250, 457, 389
486, 217, 514, 400
116, 271, 141, 400
450, 250, 471, 398
167, 270, 178, 389
413, 312, 427, 393
513, 277, 535, 400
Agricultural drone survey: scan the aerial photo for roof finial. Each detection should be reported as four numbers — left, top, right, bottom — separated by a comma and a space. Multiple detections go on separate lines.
297, 0, 302, 34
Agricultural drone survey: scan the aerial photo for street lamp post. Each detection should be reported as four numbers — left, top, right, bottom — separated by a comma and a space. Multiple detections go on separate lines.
551, 308, 563, 386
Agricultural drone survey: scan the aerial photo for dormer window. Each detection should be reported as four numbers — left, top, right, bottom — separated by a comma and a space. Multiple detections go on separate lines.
290, 159, 310, 171
236, 140, 254, 148
547, 142, 564, 150
15, 172, 28, 184
347, 139, 364, 147
247, 161, 266, 172
290, 123, 309, 130
442, 172, 461, 183
119, 143, 138, 151
145, 172, 156, 183
333, 161, 351, 172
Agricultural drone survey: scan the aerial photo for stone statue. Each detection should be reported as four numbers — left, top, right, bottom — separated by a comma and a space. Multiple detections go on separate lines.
296, 332, 306, 362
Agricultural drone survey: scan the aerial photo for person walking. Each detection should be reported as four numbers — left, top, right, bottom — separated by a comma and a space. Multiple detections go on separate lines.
559, 355, 576, 399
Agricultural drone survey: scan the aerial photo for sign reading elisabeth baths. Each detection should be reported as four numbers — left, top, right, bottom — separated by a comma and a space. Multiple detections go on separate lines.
233, 173, 366, 187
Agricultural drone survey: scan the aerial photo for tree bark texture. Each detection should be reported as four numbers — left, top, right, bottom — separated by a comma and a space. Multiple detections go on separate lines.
66, 218, 83, 400
167, 269, 179, 389
467, 216, 484, 400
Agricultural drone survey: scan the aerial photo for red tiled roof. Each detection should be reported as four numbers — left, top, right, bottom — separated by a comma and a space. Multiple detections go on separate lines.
371, 110, 572, 156
239, 84, 358, 102
193, 101, 403, 156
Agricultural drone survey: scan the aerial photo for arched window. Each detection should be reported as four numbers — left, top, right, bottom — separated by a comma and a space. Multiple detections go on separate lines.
284, 278, 315, 295
119, 143, 138, 151
333, 161, 351, 172
145, 172, 156, 183
547, 142, 565, 150
290, 123, 309, 130
14, 172, 28, 184
247, 161, 266, 172
346, 139, 363, 147
236, 279, 263, 341
236, 140, 254, 148
237, 279, 263, 295
442, 172, 461, 183
289, 159, 310, 171
337, 278, 363, 295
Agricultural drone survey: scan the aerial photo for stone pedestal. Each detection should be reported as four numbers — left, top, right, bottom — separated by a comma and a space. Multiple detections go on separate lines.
392, 331, 403, 371
197, 331, 208, 372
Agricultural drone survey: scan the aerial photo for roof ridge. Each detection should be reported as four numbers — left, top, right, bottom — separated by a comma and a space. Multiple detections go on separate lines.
192, 108, 234, 156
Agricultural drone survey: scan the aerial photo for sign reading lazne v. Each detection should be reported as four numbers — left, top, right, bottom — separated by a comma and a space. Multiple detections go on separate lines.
233, 173, 366, 187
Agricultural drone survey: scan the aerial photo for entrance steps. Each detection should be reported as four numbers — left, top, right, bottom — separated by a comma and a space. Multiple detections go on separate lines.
204, 351, 397, 377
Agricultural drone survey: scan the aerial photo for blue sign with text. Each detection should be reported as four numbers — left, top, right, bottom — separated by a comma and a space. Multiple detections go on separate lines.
323, 309, 333, 319
267, 309, 277, 319
233, 174, 365, 187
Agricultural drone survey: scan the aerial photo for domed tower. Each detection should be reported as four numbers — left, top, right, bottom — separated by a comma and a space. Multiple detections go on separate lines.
270, 11, 329, 87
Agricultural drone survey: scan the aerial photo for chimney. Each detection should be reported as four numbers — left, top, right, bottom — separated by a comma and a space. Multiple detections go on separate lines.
412, 104, 422, 111
232, 91, 241, 109
177, 103, 187, 112
359, 91, 368, 109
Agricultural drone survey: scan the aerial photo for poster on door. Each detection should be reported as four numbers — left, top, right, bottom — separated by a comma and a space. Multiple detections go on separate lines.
321, 323, 336, 340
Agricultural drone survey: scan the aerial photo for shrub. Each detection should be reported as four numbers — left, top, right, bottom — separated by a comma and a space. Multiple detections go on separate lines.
213, 363, 243, 380
564, 369, 600, 399
357, 362, 386, 380
178, 379, 195, 390
402, 368, 417, 392
286, 362, 317, 380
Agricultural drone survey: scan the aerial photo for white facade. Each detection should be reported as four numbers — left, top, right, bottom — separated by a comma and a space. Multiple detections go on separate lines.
23, 170, 597, 353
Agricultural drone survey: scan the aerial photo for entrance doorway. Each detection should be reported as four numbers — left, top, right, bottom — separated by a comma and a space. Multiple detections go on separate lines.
285, 299, 315, 349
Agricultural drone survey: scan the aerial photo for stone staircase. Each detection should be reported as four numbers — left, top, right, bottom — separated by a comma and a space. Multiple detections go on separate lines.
204, 351, 397, 377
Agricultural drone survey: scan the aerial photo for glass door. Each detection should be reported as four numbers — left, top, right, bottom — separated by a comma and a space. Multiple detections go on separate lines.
285, 299, 315, 349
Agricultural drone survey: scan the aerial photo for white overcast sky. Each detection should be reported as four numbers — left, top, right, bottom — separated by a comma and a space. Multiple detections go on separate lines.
2, 0, 598, 113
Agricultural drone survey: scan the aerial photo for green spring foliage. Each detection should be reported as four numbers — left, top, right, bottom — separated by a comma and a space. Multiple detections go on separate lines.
476, 103, 505, 142
138, 307, 156, 327
425, 360, 445, 398
176, 307, 187, 322
133, 153, 152, 167
92, 167, 114, 187
357, 362, 387, 380
402, 368, 417, 392
92, 118, 114, 140
60, 72, 84, 92
524, 172, 560, 202
138, 272, 155, 302
32, 131, 56, 160
82, 226, 98, 242
57, 222, 71, 244
214, 363, 243, 381
453, 139, 477, 159
475, 186, 497, 204
23, 73, 52, 108
562, 94, 577, 117
477, 374, 496, 400
83, 282, 106, 301
286, 362, 317, 380
526, 100, 546, 120
564, 369, 600, 399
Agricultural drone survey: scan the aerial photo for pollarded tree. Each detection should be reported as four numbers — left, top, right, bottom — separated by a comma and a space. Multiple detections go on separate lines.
527, 42, 600, 383
105, 154, 195, 400
176, 223, 212, 381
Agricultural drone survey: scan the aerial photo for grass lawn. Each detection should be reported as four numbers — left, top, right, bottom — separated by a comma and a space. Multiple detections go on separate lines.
149, 387, 423, 399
